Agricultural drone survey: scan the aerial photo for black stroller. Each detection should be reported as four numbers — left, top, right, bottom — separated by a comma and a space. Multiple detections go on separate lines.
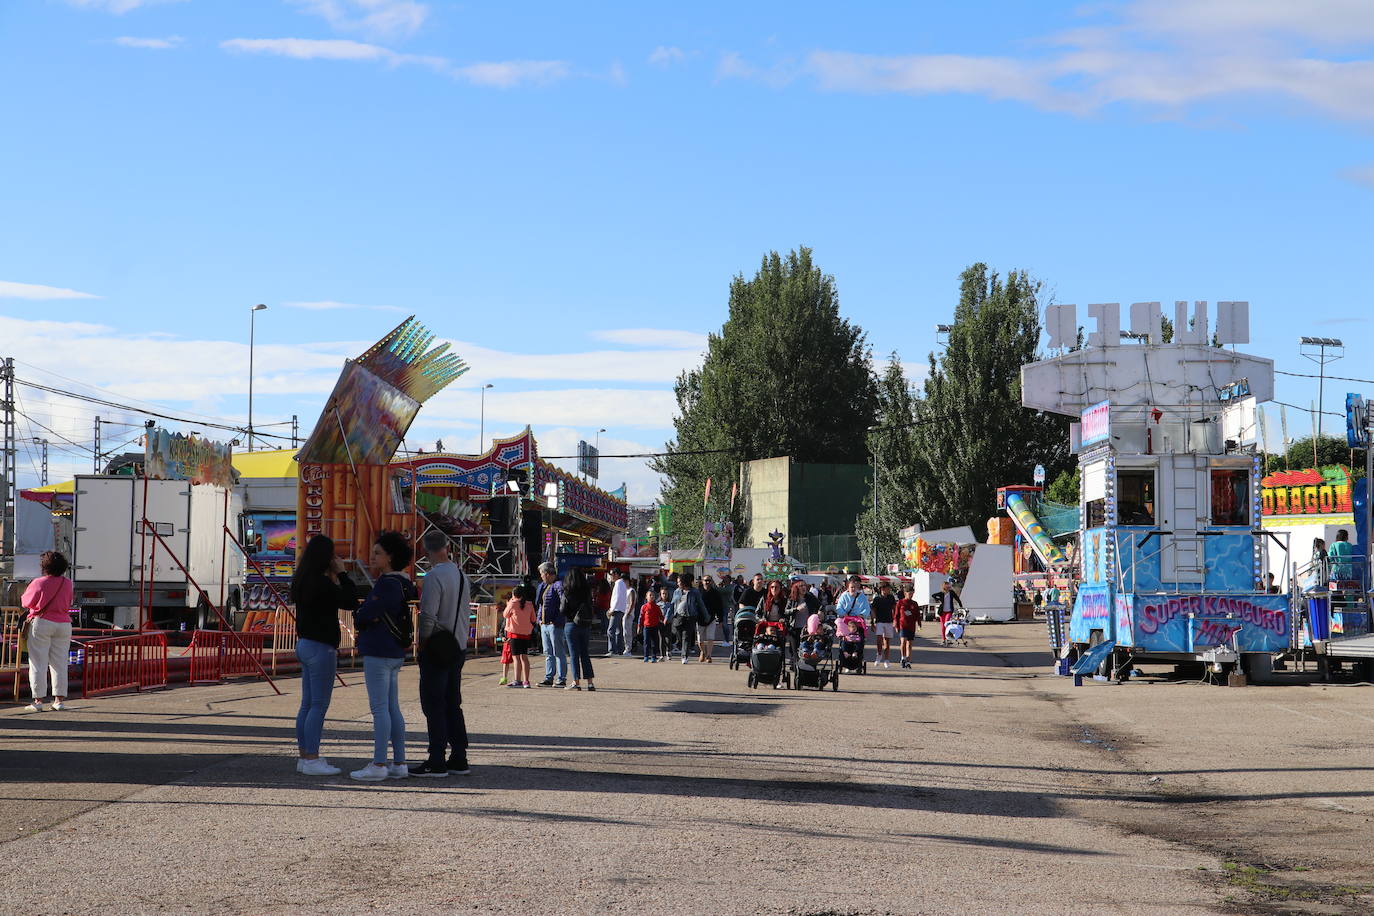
728, 607, 757, 670
747, 623, 786, 689
792, 625, 838, 691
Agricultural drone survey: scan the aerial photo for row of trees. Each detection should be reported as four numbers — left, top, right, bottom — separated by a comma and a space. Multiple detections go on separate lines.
652, 249, 1072, 568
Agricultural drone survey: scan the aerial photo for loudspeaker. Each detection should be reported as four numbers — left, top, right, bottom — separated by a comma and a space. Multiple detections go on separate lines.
521, 509, 544, 575
487, 495, 519, 534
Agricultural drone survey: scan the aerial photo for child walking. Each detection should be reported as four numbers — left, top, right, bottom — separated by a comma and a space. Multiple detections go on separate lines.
640, 590, 665, 662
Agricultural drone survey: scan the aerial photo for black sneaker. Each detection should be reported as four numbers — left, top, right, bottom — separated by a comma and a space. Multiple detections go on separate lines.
446, 757, 471, 775
536, 680, 554, 687
408, 760, 449, 778
555, 681, 567, 688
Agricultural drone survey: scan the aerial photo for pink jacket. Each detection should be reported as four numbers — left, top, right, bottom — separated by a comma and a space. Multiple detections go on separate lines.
504, 598, 536, 637
23, 575, 73, 623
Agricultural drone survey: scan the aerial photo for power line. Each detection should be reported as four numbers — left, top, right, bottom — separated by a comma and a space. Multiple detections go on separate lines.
11, 358, 240, 429
1272, 399, 1343, 419
1276, 369, 1374, 385
14, 377, 291, 442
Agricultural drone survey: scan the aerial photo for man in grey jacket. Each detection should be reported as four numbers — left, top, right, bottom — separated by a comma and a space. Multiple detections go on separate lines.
409, 530, 471, 777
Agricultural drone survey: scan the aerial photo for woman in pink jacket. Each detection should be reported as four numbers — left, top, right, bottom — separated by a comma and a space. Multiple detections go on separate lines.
22, 551, 75, 712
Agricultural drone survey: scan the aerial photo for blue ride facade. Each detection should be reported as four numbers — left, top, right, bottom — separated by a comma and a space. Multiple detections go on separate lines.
1021, 300, 1291, 669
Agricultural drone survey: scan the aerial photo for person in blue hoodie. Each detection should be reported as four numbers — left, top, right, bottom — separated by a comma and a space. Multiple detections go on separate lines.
351, 531, 415, 782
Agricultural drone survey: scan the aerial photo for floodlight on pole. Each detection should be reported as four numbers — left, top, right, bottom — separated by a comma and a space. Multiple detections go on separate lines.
1300, 335, 1344, 460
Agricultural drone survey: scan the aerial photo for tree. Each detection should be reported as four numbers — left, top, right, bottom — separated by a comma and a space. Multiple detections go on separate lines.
652, 247, 878, 544
1265, 434, 1365, 478
904, 264, 1072, 532
1045, 467, 1080, 505
856, 354, 923, 572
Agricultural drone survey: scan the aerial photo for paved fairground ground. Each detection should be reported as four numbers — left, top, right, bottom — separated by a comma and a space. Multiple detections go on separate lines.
3, 621, 1373, 916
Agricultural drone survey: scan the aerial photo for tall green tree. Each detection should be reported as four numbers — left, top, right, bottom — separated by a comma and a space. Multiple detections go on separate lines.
856, 354, 923, 572
905, 264, 1072, 532
652, 247, 878, 544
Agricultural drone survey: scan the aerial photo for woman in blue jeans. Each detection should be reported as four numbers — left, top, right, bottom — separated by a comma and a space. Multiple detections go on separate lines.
351, 531, 415, 782
290, 535, 358, 776
562, 567, 597, 691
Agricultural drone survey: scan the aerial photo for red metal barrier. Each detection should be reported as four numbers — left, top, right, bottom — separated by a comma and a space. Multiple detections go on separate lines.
140, 631, 168, 690
188, 630, 268, 683
82, 635, 140, 698
81, 632, 170, 697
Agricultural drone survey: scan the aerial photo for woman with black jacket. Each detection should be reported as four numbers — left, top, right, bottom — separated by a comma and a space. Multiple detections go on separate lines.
563, 567, 597, 692
290, 534, 358, 776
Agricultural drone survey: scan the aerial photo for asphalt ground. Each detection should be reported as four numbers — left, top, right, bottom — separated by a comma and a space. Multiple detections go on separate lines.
2, 622, 1372, 915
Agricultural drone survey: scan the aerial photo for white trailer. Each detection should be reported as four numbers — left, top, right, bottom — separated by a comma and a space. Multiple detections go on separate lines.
72, 476, 245, 629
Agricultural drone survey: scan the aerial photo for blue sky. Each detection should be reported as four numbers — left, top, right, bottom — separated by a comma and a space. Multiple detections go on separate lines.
3, 0, 1372, 499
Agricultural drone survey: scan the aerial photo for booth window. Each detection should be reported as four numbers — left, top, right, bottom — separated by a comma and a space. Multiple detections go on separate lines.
1085, 498, 1106, 528
1117, 470, 1156, 526
1211, 469, 1249, 526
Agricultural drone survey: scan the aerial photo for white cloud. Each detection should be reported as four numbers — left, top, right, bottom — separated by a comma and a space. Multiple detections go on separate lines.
452, 60, 569, 88
0, 280, 100, 300
590, 328, 708, 349
292, 0, 429, 41
726, 1, 1374, 125
1127, 0, 1374, 46
220, 38, 568, 88
66, 0, 185, 13
222, 37, 413, 64
282, 300, 406, 313
112, 35, 182, 49
649, 45, 685, 67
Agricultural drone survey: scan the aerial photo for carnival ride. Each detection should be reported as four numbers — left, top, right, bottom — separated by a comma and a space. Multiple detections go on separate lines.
1018, 299, 1327, 682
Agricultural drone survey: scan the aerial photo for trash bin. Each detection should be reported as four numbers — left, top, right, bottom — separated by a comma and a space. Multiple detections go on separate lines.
1307, 594, 1331, 641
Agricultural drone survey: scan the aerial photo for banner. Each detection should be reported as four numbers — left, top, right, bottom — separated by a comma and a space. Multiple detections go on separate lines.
144, 428, 233, 487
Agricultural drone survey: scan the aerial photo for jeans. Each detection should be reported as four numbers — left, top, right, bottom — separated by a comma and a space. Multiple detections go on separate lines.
362, 655, 405, 764
676, 619, 698, 658
607, 612, 625, 655
566, 621, 594, 681
418, 649, 467, 764
541, 623, 568, 683
295, 637, 337, 756
27, 618, 73, 700
643, 625, 660, 660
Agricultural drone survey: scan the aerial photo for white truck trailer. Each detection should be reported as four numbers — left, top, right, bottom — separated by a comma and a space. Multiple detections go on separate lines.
71, 476, 246, 630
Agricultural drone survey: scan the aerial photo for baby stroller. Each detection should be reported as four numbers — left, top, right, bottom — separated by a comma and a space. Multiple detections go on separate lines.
728, 608, 757, 670
792, 624, 837, 691
748, 623, 786, 689
835, 614, 868, 675
943, 612, 970, 647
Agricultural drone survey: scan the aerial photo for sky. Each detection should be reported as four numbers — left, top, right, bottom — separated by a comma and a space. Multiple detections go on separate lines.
2, 0, 1373, 503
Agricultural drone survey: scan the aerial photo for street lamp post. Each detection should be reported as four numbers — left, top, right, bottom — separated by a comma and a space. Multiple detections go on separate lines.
248, 304, 267, 451
868, 424, 881, 576
479, 383, 493, 454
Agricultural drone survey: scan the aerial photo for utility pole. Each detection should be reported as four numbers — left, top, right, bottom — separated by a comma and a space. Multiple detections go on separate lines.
33, 438, 48, 486
1, 357, 16, 580
291, 414, 299, 448
868, 425, 880, 576
93, 414, 102, 473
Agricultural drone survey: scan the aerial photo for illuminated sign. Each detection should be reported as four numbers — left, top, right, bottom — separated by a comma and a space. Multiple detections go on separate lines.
1260, 465, 1352, 517
1080, 400, 1110, 447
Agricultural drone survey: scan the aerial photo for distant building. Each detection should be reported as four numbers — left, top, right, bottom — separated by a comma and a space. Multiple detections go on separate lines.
739, 457, 870, 569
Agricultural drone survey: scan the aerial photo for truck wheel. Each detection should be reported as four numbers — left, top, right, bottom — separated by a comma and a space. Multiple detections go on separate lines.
195, 597, 212, 631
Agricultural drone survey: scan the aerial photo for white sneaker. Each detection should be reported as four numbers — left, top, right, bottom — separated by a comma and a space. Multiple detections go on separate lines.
387, 763, 410, 779
350, 763, 388, 782
299, 758, 341, 776
682, 658, 689, 665
51, 700, 68, 711
23, 702, 43, 712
